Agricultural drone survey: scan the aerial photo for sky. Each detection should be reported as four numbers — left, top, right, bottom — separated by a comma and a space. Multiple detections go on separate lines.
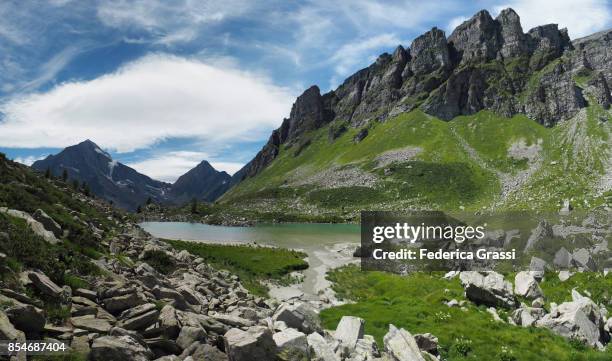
0, 0, 610, 182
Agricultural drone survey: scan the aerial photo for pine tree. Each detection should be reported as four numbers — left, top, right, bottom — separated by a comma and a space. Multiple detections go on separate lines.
82, 182, 90, 197
191, 198, 198, 214
72, 179, 79, 190
62, 168, 68, 182
146, 197, 152, 205
136, 205, 142, 213
44, 167, 51, 179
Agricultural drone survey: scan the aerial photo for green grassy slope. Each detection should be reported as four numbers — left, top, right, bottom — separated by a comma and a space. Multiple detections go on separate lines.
221, 105, 611, 220
320, 265, 612, 361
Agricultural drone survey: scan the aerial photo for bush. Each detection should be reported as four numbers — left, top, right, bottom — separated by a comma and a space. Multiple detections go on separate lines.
141, 250, 176, 274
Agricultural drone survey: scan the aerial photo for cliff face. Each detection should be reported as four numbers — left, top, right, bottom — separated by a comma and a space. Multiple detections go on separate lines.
232, 8, 612, 185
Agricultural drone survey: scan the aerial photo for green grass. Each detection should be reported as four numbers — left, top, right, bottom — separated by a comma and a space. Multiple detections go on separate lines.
320, 265, 612, 361
218, 102, 611, 219
165, 239, 308, 297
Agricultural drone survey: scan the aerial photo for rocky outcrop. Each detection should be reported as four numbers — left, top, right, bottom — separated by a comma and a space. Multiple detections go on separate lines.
233, 8, 611, 183
410, 27, 450, 75
514, 271, 543, 299
496, 8, 528, 59
459, 271, 516, 308
0, 208, 59, 244
448, 10, 501, 64
536, 291, 607, 347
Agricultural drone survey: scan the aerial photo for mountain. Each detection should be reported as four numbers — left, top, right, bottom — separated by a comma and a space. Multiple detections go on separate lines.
32, 140, 172, 211
32, 140, 232, 211
222, 8, 611, 219
169, 160, 231, 205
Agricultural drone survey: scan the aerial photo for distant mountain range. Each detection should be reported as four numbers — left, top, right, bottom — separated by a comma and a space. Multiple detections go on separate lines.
32, 140, 230, 211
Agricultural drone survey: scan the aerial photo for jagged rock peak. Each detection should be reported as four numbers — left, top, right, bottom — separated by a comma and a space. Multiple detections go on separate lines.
392, 45, 409, 63
448, 9, 501, 64
284, 85, 334, 143
410, 27, 450, 75
496, 8, 528, 58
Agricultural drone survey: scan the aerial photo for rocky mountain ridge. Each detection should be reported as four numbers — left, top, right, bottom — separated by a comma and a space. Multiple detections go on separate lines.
32, 140, 230, 211
232, 8, 611, 185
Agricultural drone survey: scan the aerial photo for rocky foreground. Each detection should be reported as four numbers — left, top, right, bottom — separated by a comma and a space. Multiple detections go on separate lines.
1, 203, 611, 360
0, 205, 440, 361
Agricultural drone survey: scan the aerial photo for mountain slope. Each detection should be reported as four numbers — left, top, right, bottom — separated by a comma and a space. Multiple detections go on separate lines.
32, 140, 172, 211
169, 160, 231, 205
222, 8, 611, 219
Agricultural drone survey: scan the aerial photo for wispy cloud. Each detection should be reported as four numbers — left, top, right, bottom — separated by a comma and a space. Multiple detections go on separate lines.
330, 33, 403, 81
97, 0, 256, 45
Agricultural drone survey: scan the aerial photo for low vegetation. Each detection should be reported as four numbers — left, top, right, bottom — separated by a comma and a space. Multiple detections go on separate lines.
320, 265, 612, 361
165, 239, 308, 296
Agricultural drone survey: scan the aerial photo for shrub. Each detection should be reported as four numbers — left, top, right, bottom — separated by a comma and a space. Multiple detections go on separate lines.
141, 250, 176, 274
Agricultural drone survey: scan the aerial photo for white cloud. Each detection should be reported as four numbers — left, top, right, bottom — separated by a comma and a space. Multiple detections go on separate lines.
493, 0, 611, 38
13, 155, 45, 166
126, 151, 243, 182
328, 33, 403, 89
210, 161, 244, 175
0, 53, 295, 152
97, 0, 255, 45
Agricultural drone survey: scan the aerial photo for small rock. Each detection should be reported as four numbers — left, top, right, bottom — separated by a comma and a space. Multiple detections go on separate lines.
333, 316, 364, 351
89, 335, 154, 361
176, 326, 207, 350
514, 271, 543, 299
383, 324, 425, 361
224, 326, 276, 361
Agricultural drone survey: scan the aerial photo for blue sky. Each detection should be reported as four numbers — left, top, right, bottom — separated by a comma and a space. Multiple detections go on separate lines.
0, 0, 610, 182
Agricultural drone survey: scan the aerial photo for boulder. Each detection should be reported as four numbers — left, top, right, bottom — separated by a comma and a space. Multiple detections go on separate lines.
306, 332, 340, 361
459, 271, 516, 308
558, 270, 573, 282
528, 257, 547, 280
352, 335, 380, 360
119, 303, 157, 320
158, 305, 181, 339
0, 310, 25, 341
536, 291, 605, 346
272, 302, 321, 334
512, 306, 546, 327
103, 292, 146, 314
189, 343, 228, 361
176, 326, 207, 350
120, 309, 160, 331
524, 220, 553, 253
74, 288, 98, 301
273, 328, 309, 359
3, 299, 46, 334
414, 333, 438, 355
0, 207, 59, 244
70, 334, 91, 354
89, 335, 154, 361
211, 314, 255, 328
553, 247, 572, 268
383, 324, 426, 361
28, 271, 64, 299
224, 326, 276, 361
33, 209, 62, 238
333, 316, 365, 350
514, 271, 543, 299
572, 249, 596, 270
70, 315, 113, 333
